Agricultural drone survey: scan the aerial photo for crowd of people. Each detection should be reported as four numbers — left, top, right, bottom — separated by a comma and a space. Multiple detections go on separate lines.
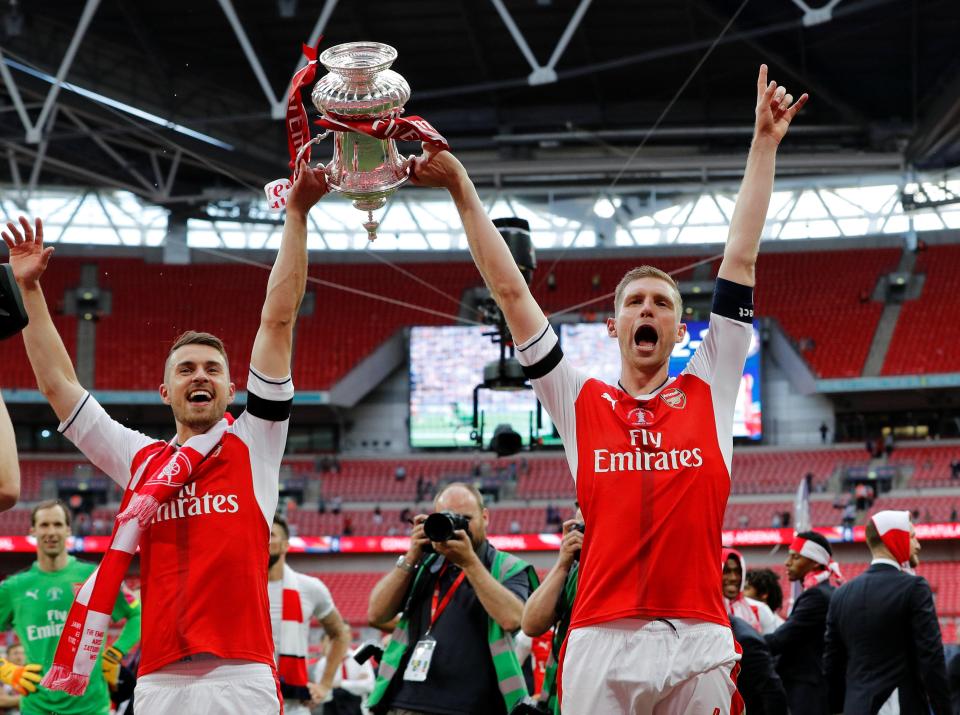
0, 63, 953, 715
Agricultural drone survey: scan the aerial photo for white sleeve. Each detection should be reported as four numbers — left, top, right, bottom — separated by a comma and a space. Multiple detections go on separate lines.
515, 322, 587, 482
755, 600, 779, 635
513, 630, 532, 663
304, 574, 335, 621
58, 393, 157, 489
682, 278, 754, 474
231, 367, 294, 526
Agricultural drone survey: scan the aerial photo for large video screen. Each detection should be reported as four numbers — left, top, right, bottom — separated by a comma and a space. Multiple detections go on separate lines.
559, 321, 762, 440
409, 326, 554, 448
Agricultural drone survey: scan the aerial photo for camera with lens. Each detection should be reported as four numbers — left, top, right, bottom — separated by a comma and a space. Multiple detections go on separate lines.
424, 511, 471, 542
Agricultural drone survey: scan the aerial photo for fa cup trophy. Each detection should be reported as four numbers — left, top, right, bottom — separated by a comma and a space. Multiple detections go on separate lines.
267, 41, 449, 241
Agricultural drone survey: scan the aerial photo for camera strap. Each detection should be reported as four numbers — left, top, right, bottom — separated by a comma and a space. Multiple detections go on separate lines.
428, 565, 466, 634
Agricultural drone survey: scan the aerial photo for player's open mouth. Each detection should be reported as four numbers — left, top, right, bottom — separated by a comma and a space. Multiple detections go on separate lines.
187, 389, 213, 406
633, 324, 658, 350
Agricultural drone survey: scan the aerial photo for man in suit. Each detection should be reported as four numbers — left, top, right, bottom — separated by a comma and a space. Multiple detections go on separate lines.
824, 510, 950, 715
765, 531, 841, 715
730, 614, 788, 714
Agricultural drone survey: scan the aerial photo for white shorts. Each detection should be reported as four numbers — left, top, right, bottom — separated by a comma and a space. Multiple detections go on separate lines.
135, 656, 281, 715
559, 618, 742, 715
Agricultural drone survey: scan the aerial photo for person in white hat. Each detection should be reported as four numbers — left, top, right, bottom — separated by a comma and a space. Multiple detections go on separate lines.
824, 510, 950, 715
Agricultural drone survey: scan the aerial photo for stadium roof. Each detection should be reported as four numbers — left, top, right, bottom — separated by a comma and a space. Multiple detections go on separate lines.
1, 0, 959, 214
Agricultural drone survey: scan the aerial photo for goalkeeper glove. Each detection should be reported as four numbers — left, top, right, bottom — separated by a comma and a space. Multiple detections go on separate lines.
100, 645, 124, 690
0, 657, 42, 695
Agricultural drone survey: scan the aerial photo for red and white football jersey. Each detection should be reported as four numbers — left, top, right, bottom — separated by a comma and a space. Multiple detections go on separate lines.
59, 367, 293, 675
516, 280, 753, 631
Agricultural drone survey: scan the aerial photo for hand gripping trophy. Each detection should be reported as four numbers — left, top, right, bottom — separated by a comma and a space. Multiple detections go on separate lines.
266, 41, 449, 240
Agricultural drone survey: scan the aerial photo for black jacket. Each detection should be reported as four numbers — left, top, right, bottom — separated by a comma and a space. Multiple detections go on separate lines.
765, 579, 834, 715
730, 616, 788, 715
824, 562, 950, 715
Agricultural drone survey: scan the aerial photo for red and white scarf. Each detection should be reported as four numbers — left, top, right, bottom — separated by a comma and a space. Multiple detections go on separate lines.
277, 565, 310, 701
314, 114, 449, 151
790, 536, 845, 590
872, 510, 914, 574
722, 547, 762, 632
41, 417, 231, 695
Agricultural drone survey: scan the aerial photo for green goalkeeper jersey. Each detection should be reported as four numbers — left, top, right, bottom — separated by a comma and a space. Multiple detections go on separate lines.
0, 555, 141, 715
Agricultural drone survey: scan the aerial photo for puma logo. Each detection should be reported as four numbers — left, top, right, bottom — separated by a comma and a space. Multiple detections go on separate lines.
25, 589, 38, 600
601, 393, 618, 411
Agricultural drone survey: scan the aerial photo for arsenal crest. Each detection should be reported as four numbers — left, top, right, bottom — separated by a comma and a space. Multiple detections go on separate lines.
660, 387, 687, 409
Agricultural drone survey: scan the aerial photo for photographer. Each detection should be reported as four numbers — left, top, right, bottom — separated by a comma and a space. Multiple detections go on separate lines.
366, 482, 539, 715
519, 511, 583, 714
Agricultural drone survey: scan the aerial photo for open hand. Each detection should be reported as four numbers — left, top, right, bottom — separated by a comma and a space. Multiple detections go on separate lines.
2, 216, 54, 288
754, 64, 808, 145
0, 658, 42, 695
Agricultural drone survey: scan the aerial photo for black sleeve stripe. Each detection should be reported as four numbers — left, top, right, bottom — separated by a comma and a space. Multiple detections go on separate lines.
522, 342, 564, 380
712, 277, 754, 324
58, 393, 91, 434
516, 323, 550, 353
246, 392, 293, 421
248, 366, 292, 385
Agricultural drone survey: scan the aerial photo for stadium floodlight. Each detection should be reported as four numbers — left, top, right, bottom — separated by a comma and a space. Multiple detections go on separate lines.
593, 196, 618, 219
901, 182, 960, 212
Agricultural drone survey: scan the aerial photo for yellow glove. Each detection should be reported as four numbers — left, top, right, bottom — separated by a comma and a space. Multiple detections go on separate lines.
100, 646, 123, 690
0, 657, 42, 695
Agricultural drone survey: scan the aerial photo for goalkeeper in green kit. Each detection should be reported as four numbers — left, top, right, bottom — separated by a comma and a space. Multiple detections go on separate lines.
0, 500, 141, 714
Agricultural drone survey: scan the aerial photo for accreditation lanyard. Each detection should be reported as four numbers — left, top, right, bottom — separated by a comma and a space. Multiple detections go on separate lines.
427, 565, 466, 635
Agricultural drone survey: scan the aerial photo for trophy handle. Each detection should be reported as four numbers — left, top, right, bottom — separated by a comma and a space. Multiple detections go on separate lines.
293, 131, 331, 179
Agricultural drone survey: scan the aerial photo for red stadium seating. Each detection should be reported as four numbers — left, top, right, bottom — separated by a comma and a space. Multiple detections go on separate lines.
8, 247, 914, 391
888, 444, 960, 488
94, 258, 262, 390
754, 248, 901, 378
883, 244, 960, 375
529, 254, 709, 316
729, 448, 865, 495
17, 459, 92, 500
0, 258, 81, 388
309, 572, 382, 625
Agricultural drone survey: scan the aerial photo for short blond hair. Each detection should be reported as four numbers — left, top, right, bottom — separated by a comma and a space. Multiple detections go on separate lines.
613, 266, 683, 320
164, 331, 230, 381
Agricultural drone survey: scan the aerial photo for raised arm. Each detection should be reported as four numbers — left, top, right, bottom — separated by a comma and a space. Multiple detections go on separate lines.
410, 147, 546, 345
719, 65, 807, 288
0, 393, 19, 511
249, 163, 327, 379
2, 217, 85, 421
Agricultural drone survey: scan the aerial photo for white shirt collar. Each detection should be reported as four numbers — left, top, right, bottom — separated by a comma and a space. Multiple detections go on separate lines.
871, 557, 901, 570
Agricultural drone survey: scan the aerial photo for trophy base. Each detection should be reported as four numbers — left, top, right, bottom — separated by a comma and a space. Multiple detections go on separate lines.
352, 197, 387, 212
